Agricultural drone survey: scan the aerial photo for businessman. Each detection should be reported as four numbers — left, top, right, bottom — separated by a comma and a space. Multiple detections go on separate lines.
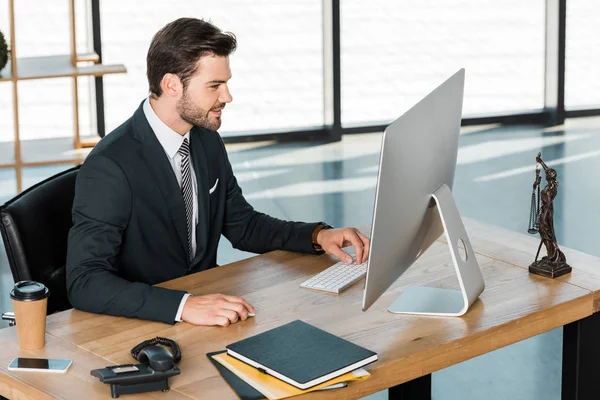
66, 17, 370, 327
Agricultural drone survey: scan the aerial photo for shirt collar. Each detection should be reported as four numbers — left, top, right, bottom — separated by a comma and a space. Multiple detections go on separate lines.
143, 97, 190, 159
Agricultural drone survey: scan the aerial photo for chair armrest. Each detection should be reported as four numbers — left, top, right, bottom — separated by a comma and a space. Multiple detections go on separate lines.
1, 311, 15, 326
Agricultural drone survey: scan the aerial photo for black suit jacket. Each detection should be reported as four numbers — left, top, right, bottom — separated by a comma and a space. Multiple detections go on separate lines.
66, 102, 319, 324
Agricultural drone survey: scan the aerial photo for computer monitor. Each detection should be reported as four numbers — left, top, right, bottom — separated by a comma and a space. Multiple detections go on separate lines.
362, 69, 485, 316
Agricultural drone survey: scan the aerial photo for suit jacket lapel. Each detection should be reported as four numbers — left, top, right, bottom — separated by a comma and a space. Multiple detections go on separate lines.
132, 103, 189, 261
190, 127, 209, 264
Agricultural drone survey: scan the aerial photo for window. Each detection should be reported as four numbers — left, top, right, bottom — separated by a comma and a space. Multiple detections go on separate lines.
341, 0, 545, 126
565, 0, 600, 108
101, 0, 324, 136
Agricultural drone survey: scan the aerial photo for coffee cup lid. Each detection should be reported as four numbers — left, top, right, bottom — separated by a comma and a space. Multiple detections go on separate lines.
10, 281, 50, 301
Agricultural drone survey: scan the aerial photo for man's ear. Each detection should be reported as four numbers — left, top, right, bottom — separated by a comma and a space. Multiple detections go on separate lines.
161, 73, 181, 97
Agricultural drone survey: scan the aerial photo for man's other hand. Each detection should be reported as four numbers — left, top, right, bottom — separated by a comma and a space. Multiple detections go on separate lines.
316, 227, 370, 264
181, 294, 255, 326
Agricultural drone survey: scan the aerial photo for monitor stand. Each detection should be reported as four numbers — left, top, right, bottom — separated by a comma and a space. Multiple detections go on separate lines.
388, 183, 485, 316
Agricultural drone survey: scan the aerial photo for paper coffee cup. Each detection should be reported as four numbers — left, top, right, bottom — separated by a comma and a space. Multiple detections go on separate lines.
10, 281, 50, 350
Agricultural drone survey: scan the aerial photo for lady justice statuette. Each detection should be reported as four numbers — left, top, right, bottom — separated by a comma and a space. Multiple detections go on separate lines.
527, 152, 571, 278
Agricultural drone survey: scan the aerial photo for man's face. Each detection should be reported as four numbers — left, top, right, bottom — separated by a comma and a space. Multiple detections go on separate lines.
176, 55, 233, 131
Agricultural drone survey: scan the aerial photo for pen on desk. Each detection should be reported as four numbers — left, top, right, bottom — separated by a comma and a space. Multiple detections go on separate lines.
318, 382, 348, 390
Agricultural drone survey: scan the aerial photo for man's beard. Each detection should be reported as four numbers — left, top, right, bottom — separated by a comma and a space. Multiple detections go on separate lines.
176, 90, 223, 131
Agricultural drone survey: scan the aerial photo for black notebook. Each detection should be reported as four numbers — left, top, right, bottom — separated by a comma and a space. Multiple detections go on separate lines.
226, 320, 377, 390
207, 351, 265, 400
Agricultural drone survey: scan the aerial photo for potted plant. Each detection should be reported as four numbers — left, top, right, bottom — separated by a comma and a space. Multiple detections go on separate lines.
0, 29, 9, 74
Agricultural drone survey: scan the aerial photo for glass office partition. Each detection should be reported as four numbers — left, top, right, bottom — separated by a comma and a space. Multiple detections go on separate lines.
340, 0, 546, 126
100, 0, 324, 137
565, 0, 600, 109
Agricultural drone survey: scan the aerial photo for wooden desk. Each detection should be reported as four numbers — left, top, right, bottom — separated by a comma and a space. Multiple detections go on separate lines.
1, 219, 600, 400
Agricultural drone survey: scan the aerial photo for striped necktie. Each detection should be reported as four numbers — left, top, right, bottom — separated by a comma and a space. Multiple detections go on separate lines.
178, 138, 194, 261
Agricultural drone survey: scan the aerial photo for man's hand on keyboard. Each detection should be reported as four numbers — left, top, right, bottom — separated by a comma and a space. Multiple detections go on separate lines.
316, 227, 370, 264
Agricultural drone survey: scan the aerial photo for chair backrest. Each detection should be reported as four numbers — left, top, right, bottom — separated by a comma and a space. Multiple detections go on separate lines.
0, 165, 80, 315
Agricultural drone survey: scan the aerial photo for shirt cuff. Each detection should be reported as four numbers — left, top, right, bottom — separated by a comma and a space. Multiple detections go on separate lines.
175, 293, 191, 322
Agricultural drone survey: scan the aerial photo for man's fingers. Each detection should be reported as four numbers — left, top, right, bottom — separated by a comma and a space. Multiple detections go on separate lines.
344, 230, 364, 264
217, 299, 250, 320
227, 301, 249, 320
222, 294, 255, 314
214, 316, 230, 327
357, 231, 371, 263
328, 245, 353, 264
217, 309, 239, 325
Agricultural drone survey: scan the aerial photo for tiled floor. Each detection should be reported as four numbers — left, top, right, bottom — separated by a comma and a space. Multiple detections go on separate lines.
1, 117, 600, 399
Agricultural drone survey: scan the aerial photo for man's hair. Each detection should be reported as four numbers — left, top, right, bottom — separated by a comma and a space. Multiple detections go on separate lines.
147, 18, 237, 97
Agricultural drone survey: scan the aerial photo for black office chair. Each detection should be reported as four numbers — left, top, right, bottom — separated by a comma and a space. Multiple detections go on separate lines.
0, 165, 80, 325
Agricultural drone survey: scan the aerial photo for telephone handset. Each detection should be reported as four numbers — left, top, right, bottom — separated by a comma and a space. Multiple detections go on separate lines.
137, 345, 175, 371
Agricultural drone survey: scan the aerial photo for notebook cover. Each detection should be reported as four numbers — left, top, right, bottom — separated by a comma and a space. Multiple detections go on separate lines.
226, 320, 377, 386
207, 351, 265, 400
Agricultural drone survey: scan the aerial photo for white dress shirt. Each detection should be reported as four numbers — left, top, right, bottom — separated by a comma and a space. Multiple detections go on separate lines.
143, 98, 194, 321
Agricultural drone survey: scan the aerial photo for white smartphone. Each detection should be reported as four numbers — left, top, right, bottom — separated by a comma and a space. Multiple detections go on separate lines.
8, 357, 72, 373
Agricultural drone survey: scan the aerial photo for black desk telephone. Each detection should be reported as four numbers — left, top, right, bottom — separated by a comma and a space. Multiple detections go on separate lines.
91, 337, 181, 398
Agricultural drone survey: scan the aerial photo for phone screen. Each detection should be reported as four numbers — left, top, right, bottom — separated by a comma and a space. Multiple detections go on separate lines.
8, 357, 72, 372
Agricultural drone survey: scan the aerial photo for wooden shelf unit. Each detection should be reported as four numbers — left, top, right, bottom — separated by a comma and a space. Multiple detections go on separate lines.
0, 0, 127, 193
0, 55, 126, 81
